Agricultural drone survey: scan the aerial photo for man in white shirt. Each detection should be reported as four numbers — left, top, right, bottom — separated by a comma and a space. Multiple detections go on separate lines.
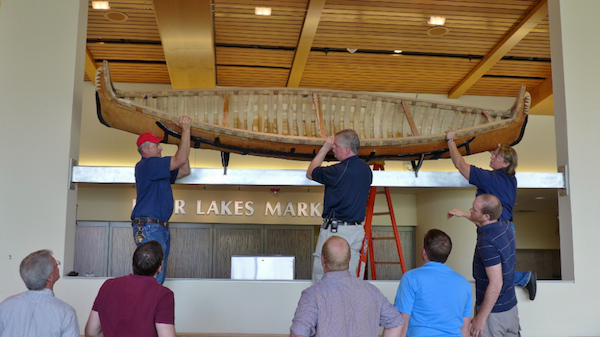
0, 249, 79, 337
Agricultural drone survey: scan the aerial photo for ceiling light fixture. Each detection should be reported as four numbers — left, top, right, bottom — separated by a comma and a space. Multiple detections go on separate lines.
92, 1, 110, 10
346, 48, 358, 53
426, 16, 449, 36
255, 7, 272, 16
394, 50, 403, 54
104, 11, 128, 22
428, 16, 446, 26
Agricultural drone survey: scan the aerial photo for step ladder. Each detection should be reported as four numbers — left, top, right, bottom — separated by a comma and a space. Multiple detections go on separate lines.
357, 163, 407, 280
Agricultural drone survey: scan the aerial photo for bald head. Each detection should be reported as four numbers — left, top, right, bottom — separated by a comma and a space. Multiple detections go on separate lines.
322, 236, 351, 272
475, 194, 503, 222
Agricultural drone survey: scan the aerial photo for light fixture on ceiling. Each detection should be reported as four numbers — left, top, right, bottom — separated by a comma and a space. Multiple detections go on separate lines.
428, 16, 446, 26
535, 196, 546, 200
92, 1, 110, 10
346, 48, 358, 53
394, 49, 403, 54
255, 7, 272, 16
427, 16, 449, 36
104, 11, 128, 22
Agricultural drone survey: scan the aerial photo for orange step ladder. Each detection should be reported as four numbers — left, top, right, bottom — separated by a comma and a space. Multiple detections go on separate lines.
357, 163, 407, 280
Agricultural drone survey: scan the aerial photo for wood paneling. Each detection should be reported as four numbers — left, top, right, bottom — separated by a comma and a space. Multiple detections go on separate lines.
213, 227, 262, 278
74, 224, 108, 277
265, 227, 314, 280
85, 0, 552, 105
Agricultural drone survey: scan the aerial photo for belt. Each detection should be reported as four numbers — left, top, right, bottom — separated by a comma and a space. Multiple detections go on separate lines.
133, 218, 169, 228
322, 219, 362, 226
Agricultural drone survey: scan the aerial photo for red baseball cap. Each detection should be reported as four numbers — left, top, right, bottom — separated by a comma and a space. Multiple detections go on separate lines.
136, 133, 163, 147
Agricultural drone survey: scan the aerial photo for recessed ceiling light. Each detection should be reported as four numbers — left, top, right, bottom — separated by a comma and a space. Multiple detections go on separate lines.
428, 16, 446, 26
394, 50, 403, 54
535, 196, 546, 200
104, 11, 128, 22
427, 26, 450, 36
255, 7, 272, 16
92, 1, 110, 10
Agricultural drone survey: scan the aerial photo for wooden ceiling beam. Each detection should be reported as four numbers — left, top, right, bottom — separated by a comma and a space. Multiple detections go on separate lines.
448, 0, 548, 99
85, 48, 98, 82
287, 0, 326, 87
153, 0, 215, 89
528, 76, 553, 115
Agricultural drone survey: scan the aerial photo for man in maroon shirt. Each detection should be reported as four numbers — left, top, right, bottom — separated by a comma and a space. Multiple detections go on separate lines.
84, 241, 175, 337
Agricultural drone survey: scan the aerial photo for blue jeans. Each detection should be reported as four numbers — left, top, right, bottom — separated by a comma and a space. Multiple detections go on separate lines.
507, 222, 531, 288
132, 222, 170, 284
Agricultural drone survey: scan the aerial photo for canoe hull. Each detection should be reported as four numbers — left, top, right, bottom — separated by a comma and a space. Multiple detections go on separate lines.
95, 62, 529, 162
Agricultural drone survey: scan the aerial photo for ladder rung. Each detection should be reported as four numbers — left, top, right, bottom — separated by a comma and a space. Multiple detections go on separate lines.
372, 236, 396, 240
372, 212, 390, 216
373, 261, 401, 264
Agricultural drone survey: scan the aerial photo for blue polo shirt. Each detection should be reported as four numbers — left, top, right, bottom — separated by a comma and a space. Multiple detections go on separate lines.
394, 261, 472, 336
469, 166, 517, 222
473, 221, 517, 312
131, 156, 179, 222
311, 155, 372, 222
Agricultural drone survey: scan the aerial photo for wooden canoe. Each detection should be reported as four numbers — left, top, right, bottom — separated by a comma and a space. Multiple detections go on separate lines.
95, 61, 529, 167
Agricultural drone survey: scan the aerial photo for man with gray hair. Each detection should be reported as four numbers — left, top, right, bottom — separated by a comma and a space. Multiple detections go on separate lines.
307, 129, 373, 282
131, 115, 192, 284
0, 249, 79, 337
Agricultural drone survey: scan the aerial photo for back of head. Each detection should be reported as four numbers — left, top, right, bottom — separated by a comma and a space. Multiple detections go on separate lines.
335, 129, 360, 154
133, 241, 164, 276
479, 194, 503, 221
20, 250, 54, 290
497, 146, 518, 176
423, 229, 452, 263
322, 236, 351, 271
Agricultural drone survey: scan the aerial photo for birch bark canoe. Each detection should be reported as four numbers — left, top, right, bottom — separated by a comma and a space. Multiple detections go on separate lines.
95, 61, 529, 163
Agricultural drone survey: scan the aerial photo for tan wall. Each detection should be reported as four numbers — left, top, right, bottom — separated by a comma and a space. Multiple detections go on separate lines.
77, 184, 417, 226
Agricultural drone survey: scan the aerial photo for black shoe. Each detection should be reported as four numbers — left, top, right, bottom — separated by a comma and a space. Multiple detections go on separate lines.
525, 271, 537, 300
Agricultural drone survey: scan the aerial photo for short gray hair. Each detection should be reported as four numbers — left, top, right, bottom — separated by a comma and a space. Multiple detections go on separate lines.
335, 129, 360, 154
20, 250, 54, 290
138, 142, 149, 155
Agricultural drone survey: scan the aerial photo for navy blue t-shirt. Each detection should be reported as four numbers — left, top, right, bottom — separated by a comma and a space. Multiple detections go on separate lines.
311, 155, 372, 222
473, 221, 517, 312
470, 166, 517, 221
131, 156, 179, 222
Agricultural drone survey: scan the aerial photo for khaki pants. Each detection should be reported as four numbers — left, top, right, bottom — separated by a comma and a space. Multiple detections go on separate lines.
476, 304, 520, 337
312, 223, 365, 282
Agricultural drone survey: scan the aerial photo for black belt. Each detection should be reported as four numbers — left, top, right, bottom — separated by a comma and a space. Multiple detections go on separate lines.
322, 218, 362, 233
322, 219, 361, 226
133, 218, 169, 228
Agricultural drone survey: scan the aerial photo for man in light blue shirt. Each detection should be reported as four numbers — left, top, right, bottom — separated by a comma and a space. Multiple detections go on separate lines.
0, 249, 79, 337
394, 229, 472, 337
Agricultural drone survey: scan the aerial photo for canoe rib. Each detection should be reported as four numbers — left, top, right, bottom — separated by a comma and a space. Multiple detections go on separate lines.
95, 61, 529, 162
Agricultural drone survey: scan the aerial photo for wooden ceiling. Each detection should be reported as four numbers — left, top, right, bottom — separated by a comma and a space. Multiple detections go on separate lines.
85, 0, 553, 114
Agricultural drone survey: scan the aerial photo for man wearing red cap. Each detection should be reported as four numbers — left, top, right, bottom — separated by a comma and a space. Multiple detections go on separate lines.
131, 115, 192, 284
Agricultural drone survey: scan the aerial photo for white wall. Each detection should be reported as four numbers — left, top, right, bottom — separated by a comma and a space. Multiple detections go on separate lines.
0, 0, 86, 299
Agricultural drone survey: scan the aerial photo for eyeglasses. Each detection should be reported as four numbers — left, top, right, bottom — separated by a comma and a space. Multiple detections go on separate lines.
56, 260, 61, 266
